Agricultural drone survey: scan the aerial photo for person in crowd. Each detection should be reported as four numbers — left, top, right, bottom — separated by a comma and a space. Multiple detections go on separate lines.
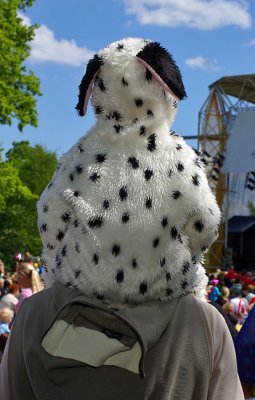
230, 286, 248, 324
217, 285, 230, 306
223, 301, 239, 327
0, 308, 12, 335
0, 260, 5, 279
246, 284, 255, 304
235, 305, 255, 399
15, 262, 43, 313
208, 280, 221, 302
0, 284, 20, 313
0, 38, 243, 400
0, 280, 11, 299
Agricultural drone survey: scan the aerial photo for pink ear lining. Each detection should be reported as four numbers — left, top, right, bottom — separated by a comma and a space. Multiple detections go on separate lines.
83, 70, 100, 115
137, 57, 180, 101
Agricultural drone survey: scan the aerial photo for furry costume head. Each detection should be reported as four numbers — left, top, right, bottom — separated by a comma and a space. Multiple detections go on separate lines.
38, 38, 220, 304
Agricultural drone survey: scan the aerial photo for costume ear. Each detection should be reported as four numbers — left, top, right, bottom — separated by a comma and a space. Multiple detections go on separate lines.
75, 54, 104, 116
136, 42, 187, 100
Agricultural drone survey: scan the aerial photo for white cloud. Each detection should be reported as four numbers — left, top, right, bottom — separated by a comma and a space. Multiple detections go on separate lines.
185, 56, 221, 71
123, 0, 252, 30
18, 13, 94, 66
246, 38, 255, 46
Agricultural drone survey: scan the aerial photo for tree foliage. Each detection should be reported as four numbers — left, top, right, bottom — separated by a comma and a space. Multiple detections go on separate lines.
0, 142, 58, 266
0, 0, 41, 131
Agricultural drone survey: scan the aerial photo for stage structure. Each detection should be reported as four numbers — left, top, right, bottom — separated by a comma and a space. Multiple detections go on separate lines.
197, 74, 255, 268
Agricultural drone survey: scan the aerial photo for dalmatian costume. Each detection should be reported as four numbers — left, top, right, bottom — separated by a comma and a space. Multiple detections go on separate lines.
37, 38, 221, 304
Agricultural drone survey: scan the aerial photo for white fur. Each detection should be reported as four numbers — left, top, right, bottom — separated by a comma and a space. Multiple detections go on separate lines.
37, 38, 220, 304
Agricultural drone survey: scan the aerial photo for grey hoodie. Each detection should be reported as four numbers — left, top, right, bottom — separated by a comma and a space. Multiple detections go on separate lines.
0, 282, 244, 399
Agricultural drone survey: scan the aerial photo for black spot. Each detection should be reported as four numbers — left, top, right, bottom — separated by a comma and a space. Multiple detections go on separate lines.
160, 257, 166, 267
139, 125, 146, 136
51, 269, 55, 274
135, 98, 143, 107
75, 270, 81, 279
122, 212, 130, 223
116, 270, 124, 283
139, 282, 147, 295
96, 154, 106, 163
78, 143, 84, 152
113, 124, 123, 133
161, 217, 168, 228
132, 258, 137, 268
44, 266, 48, 273
171, 226, 178, 239
95, 105, 103, 114
194, 220, 204, 232
61, 212, 71, 223
122, 77, 128, 86
201, 246, 208, 252
88, 216, 103, 228
168, 169, 173, 178
47, 243, 54, 250
69, 173, 74, 181
128, 157, 139, 169
192, 148, 200, 156
208, 208, 214, 215
75, 165, 83, 174
112, 111, 122, 121
176, 144, 182, 150
89, 173, 100, 182
61, 245, 67, 257
147, 109, 154, 118
192, 256, 197, 264
182, 262, 190, 275
145, 197, 152, 209
172, 191, 182, 199
177, 163, 184, 172
92, 253, 99, 265
166, 288, 173, 296
43, 205, 48, 212
182, 280, 188, 290
173, 99, 177, 108
144, 168, 153, 181
65, 282, 73, 288
153, 237, 160, 248
98, 78, 106, 92
119, 186, 128, 201
178, 234, 183, 244
112, 244, 121, 257
40, 223, 47, 232
132, 118, 138, 124
73, 219, 79, 227
147, 134, 156, 152
74, 190, 80, 197
117, 43, 124, 50
75, 243, 80, 253
48, 182, 53, 189
103, 200, 110, 209
166, 272, 171, 282
55, 255, 61, 268
96, 293, 104, 301
145, 68, 152, 81
194, 157, 202, 169
192, 174, 200, 186
56, 230, 65, 241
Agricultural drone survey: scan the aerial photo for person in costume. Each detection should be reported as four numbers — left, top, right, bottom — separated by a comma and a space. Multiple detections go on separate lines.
0, 38, 243, 400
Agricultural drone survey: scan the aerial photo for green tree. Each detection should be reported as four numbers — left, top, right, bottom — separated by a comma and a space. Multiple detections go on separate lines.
0, 142, 58, 266
6, 141, 58, 196
0, 0, 41, 131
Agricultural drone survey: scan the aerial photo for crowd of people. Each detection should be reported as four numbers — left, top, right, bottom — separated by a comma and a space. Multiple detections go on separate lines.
0, 255, 43, 361
206, 267, 255, 333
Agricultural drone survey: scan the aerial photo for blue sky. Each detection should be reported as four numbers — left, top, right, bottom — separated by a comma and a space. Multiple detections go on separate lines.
1, 0, 255, 157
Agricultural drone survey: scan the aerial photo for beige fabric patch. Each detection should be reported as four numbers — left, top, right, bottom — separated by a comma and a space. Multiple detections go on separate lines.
42, 320, 141, 374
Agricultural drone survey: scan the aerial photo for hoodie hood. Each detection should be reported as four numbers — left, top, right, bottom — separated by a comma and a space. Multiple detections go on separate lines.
37, 38, 220, 305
